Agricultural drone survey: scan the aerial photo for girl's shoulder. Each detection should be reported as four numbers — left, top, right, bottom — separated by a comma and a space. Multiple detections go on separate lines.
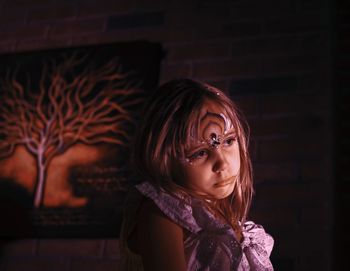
136, 187, 188, 271
135, 181, 201, 233
137, 196, 185, 243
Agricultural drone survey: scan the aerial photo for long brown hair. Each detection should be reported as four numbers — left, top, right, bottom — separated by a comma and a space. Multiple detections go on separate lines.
133, 78, 253, 229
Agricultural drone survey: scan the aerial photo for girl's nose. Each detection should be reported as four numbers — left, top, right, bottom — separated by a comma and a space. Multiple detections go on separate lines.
212, 149, 229, 173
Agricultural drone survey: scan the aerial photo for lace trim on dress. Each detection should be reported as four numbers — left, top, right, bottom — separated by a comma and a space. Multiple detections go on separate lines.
124, 182, 275, 271
238, 221, 274, 270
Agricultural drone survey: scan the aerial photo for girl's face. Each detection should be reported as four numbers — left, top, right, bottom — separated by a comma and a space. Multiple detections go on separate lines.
176, 100, 241, 199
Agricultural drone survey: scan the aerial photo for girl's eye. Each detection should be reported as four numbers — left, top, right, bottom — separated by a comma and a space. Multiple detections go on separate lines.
223, 137, 237, 146
188, 149, 208, 161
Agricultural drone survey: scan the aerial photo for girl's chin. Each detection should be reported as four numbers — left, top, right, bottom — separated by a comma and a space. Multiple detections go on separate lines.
190, 184, 234, 199
211, 185, 235, 199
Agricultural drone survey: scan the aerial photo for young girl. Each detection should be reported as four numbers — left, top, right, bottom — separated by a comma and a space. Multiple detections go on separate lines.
120, 78, 274, 271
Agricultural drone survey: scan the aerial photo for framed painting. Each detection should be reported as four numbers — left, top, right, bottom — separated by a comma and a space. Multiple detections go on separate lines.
0, 41, 163, 237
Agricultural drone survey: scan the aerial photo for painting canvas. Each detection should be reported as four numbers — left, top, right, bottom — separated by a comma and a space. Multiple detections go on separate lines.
0, 41, 163, 237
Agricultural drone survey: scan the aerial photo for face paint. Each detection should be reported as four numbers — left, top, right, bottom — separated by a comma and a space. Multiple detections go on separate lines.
198, 112, 233, 149
182, 111, 237, 166
176, 102, 241, 199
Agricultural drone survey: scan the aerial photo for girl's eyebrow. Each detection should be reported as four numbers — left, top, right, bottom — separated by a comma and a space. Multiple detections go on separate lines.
224, 129, 237, 136
185, 142, 205, 153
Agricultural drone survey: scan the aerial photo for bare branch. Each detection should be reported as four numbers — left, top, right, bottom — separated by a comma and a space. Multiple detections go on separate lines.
0, 52, 143, 206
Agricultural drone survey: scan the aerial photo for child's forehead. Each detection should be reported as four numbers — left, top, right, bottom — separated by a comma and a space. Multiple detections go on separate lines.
188, 100, 235, 140
199, 99, 224, 113
199, 112, 232, 136
199, 100, 232, 124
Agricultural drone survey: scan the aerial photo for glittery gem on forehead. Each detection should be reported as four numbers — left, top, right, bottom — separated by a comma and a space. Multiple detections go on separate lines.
190, 111, 233, 149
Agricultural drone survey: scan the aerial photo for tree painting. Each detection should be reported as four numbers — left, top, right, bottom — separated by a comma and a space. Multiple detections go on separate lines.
0, 53, 142, 208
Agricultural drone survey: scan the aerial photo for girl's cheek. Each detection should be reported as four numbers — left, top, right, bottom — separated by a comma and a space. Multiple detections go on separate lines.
230, 153, 240, 174
234, 162, 240, 175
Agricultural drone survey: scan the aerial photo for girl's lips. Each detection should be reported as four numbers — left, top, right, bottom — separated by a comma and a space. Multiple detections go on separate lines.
214, 176, 235, 187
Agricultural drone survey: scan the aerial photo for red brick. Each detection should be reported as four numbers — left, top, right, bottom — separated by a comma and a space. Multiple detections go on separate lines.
269, 229, 298, 257
297, 0, 328, 11
166, 41, 230, 62
299, 251, 331, 271
166, 8, 229, 28
248, 138, 259, 162
249, 115, 327, 138
107, 11, 164, 30
159, 27, 194, 42
338, 10, 350, 24
205, 79, 230, 93
264, 14, 327, 35
194, 22, 261, 41
260, 55, 323, 75
0, 41, 16, 53
337, 58, 350, 71
48, 18, 106, 37
127, 27, 193, 43
104, 239, 120, 258
254, 183, 330, 208
259, 93, 329, 116
300, 159, 331, 182
271, 227, 331, 260
77, 1, 136, 17
137, 0, 178, 10
231, 33, 329, 58
231, 35, 299, 57
126, 27, 165, 43
223, 21, 262, 37
71, 31, 132, 46
2, 0, 50, 8
276, 231, 304, 258
0, 239, 36, 256
299, 33, 329, 54
28, 4, 77, 22
338, 39, 350, 54
0, 8, 27, 24
192, 4, 231, 23
249, 208, 298, 230
337, 74, 350, 89
232, 96, 259, 117
37, 239, 104, 257
258, 136, 328, 162
0, 23, 48, 41
300, 206, 331, 228
253, 162, 299, 184
70, 258, 121, 271
338, 25, 350, 41
6, 257, 69, 271
15, 39, 71, 52
160, 62, 192, 83
193, 58, 262, 79
228, 0, 297, 19
298, 72, 329, 94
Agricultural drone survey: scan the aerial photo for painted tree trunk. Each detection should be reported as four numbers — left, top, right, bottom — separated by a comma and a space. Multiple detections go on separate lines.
34, 151, 46, 208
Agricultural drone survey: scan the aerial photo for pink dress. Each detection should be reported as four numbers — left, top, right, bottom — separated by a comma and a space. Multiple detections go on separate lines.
120, 181, 274, 271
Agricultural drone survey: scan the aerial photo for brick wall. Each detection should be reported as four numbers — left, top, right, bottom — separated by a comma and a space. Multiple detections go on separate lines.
0, 0, 335, 270
334, 0, 350, 270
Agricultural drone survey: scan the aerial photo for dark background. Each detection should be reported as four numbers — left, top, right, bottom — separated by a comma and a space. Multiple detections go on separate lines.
0, 0, 348, 270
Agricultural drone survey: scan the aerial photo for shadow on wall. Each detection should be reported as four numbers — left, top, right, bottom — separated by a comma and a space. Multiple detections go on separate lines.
271, 256, 294, 271
0, 180, 34, 260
